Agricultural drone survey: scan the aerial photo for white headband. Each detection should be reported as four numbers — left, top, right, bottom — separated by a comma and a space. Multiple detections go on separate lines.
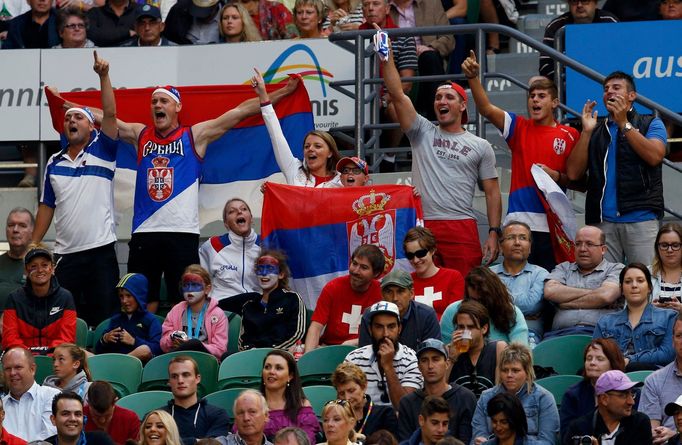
65, 107, 95, 124
152, 87, 181, 103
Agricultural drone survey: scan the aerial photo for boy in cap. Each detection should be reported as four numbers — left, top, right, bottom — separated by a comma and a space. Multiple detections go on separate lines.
664, 395, 682, 445
337, 156, 369, 187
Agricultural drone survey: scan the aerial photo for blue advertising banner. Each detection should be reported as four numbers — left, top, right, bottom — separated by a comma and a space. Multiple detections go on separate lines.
565, 21, 682, 116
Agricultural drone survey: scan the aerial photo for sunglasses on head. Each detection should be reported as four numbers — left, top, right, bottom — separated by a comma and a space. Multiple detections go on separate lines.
405, 248, 429, 261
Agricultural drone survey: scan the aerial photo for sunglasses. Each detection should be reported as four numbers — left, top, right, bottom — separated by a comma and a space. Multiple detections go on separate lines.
376, 379, 390, 403
405, 248, 429, 261
325, 399, 349, 407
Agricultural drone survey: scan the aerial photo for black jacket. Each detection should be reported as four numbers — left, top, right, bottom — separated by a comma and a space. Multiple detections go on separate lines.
161, 398, 230, 445
86, 1, 138, 47
563, 409, 652, 445
4, 9, 59, 49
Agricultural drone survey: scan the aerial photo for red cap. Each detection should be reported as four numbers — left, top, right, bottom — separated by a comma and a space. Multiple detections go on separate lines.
436, 82, 469, 124
336, 156, 369, 175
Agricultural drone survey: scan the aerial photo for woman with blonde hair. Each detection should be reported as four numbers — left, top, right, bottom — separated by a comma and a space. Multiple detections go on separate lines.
139, 410, 182, 445
43, 342, 92, 399
319, 399, 361, 445
294, 0, 327, 38
219, 3, 262, 43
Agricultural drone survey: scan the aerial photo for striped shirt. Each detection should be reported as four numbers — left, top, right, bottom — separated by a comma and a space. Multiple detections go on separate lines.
345, 343, 423, 406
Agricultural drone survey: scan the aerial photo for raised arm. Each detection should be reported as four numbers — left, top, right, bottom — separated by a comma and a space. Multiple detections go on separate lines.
93, 50, 117, 140
462, 50, 505, 130
566, 100, 597, 181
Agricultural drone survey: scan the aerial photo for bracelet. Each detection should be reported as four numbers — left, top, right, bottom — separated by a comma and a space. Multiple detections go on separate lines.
260, 101, 271, 107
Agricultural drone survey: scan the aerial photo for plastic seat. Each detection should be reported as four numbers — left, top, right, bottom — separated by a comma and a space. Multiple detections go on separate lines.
89, 353, 143, 398
533, 335, 592, 376
626, 370, 653, 383
536, 375, 582, 409
35, 355, 54, 384
139, 351, 219, 397
76, 318, 89, 348
218, 348, 273, 390
90, 318, 111, 350
302, 385, 338, 418
204, 388, 249, 422
298, 345, 356, 386
116, 390, 172, 420
225, 311, 242, 356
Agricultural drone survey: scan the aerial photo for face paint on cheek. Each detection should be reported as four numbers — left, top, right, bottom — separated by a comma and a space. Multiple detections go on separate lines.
181, 280, 205, 304
183, 292, 204, 304
258, 274, 279, 291
256, 264, 280, 277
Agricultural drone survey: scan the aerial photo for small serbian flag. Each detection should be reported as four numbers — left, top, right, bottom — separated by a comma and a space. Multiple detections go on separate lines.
44, 79, 314, 225
261, 183, 424, 308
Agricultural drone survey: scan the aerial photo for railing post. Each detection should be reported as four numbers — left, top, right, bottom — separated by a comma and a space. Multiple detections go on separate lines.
354, 34, 365, 157
38, 142, 46, 200
476, 28, 486, 140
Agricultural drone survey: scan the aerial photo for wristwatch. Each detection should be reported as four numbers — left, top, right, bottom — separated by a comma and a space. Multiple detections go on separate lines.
489, 227, 502, 237
622, 122, 637, 134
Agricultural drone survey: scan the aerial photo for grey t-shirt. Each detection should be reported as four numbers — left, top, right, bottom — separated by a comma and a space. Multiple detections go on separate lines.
406, 115, 498, 220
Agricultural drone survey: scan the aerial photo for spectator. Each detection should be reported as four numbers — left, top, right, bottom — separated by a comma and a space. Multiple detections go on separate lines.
594, 263, 677, 369
345, 301, 423, 409
254, 70, 342, 188
160, 265, 228, 359
377, 38, 502, 277
336, 157, 370, 187
560, 338, 626, 441
651, 223, 682, 309
53, 7, 96, 48
358, 269, 441, 351
539, 0, 617, 81
490, 221, 548, 346
543, 225, 624, 337
237, 0, 296, 40
331, 362, 398, 438
663, 395, 682, 445
365, 430, 398, 445
35, 52, 119, 327
162, 356, 230, 445
164, 0, 221, 44
472, 343, 559, 445
42, 343, 92, 399
258, 350, 319, 444
0, 398, 26, 445
441, 267, 529, 347
661, 0, 682, 19
199, 198, 260, 303
2, 245, 77, 352
216, 390, 270, 445
563, 370, 652, 445
463, 53, 579, 272
1, 347, 61, 441
84, 381, 141, 445
219, 250, 305, 351
47, 392, 115, 445
94, 273, 162, 363
397, 339, 476, 443
387, 0, 454, 123
86, 0, 137, 46
322, 0, 363, 32
567, 71, 667, 266
304, 245, 384, 351
273, 428, 310, 445
139, 410, 183, 445
400, 396, 450, 445
403, 227, 464, 320
121, 5, 175, 46
482, 393, 528, 445
293, 0, 325, 38
3, 0, 59, 48
640, 313, 682, 444
447, 300, 507, 398
319, 399, 360, 445
0, 208, 33, 313
602, 0, 660, 21
218, 2, 261, 42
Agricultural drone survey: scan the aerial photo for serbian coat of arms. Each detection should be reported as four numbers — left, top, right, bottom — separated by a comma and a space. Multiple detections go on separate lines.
147, 156, 173, 202
347, 190, 396, 274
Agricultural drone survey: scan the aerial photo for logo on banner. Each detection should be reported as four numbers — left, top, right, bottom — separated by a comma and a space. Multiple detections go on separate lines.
264, 43, 334, 97
553, 137, 567, 155
347, 190, 396, 274
147, 156, 173, 202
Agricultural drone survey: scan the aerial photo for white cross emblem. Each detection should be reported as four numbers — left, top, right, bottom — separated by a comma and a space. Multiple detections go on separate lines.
415, 286, 442, 308
342, 304, 363, 334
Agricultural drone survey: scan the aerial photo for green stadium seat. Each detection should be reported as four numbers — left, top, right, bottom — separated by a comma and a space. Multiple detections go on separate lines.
536, 375, 583, 409
533, 335, 592, 376
139, 351, 219, 397
225, 311, 242, 356
302, 385, 338, 419
76, 318, 89, 348
626, 370, 653, 383
204, 388, 249, 422
35, 355, 54, 384
117, 390, 172, 420
218, 348, 273, 390
298, 345, 356, 386
89, 353, 143, 398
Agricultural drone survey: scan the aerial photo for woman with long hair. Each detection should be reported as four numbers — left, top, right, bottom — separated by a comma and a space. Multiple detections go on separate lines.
43, 342, 91, 399
651, 222, 682, 311
219, 250, 306, 351
319, 399, 361, 445
219, 3, 262, 43
260, 350, 319, 443
559, 338, 625, 441
441, 266, 528, 346
139, 410, 182, 445
594, 263, 677, 369
483, 392, 528, 445
252, 69, 342, 188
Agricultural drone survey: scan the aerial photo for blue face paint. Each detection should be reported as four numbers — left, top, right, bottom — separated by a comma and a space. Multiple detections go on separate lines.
256, 264, 280, 277
181, 282, 204, 293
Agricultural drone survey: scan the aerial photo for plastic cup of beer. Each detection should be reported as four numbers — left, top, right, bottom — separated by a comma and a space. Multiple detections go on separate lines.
456, 329, 472, 353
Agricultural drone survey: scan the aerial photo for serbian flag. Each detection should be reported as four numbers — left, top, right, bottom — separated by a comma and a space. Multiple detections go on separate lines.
44, 80, 313, 224
261, 183, 424, 308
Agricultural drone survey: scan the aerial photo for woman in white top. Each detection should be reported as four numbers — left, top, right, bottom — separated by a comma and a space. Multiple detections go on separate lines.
651, 222, 682, 311
252, 69, 342, 188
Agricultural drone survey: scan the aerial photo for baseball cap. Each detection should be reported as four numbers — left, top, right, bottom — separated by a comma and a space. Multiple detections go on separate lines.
190, 0, 219, 19
594, 370, 643, 395
24, 247, 54, 265
136, 4, 161, 21
436, 82, 469, 124
417, 338, 448, 359
380, 269, 413, 290
665, 394, 682, 416
367, 301, 400, 322
336, 156, 368, 175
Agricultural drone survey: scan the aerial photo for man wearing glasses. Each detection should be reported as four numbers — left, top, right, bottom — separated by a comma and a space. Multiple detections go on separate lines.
543, 225, 624, 337
564, 370, 652, 445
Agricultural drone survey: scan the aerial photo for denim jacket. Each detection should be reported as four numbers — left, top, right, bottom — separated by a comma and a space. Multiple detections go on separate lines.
594, 303, 677, 366
471, 383, 559, 445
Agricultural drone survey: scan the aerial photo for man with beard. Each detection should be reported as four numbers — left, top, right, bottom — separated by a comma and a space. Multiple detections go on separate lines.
46, 392, 114, 445
345, 301, 423, 409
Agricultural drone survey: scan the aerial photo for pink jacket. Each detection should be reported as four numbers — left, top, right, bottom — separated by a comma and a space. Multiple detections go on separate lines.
160, 297, 227, 358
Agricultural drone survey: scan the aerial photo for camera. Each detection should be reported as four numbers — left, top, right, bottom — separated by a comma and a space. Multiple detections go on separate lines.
658, 296, 673, 303
171, 330, 188, 341
571, 436, 592, 445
